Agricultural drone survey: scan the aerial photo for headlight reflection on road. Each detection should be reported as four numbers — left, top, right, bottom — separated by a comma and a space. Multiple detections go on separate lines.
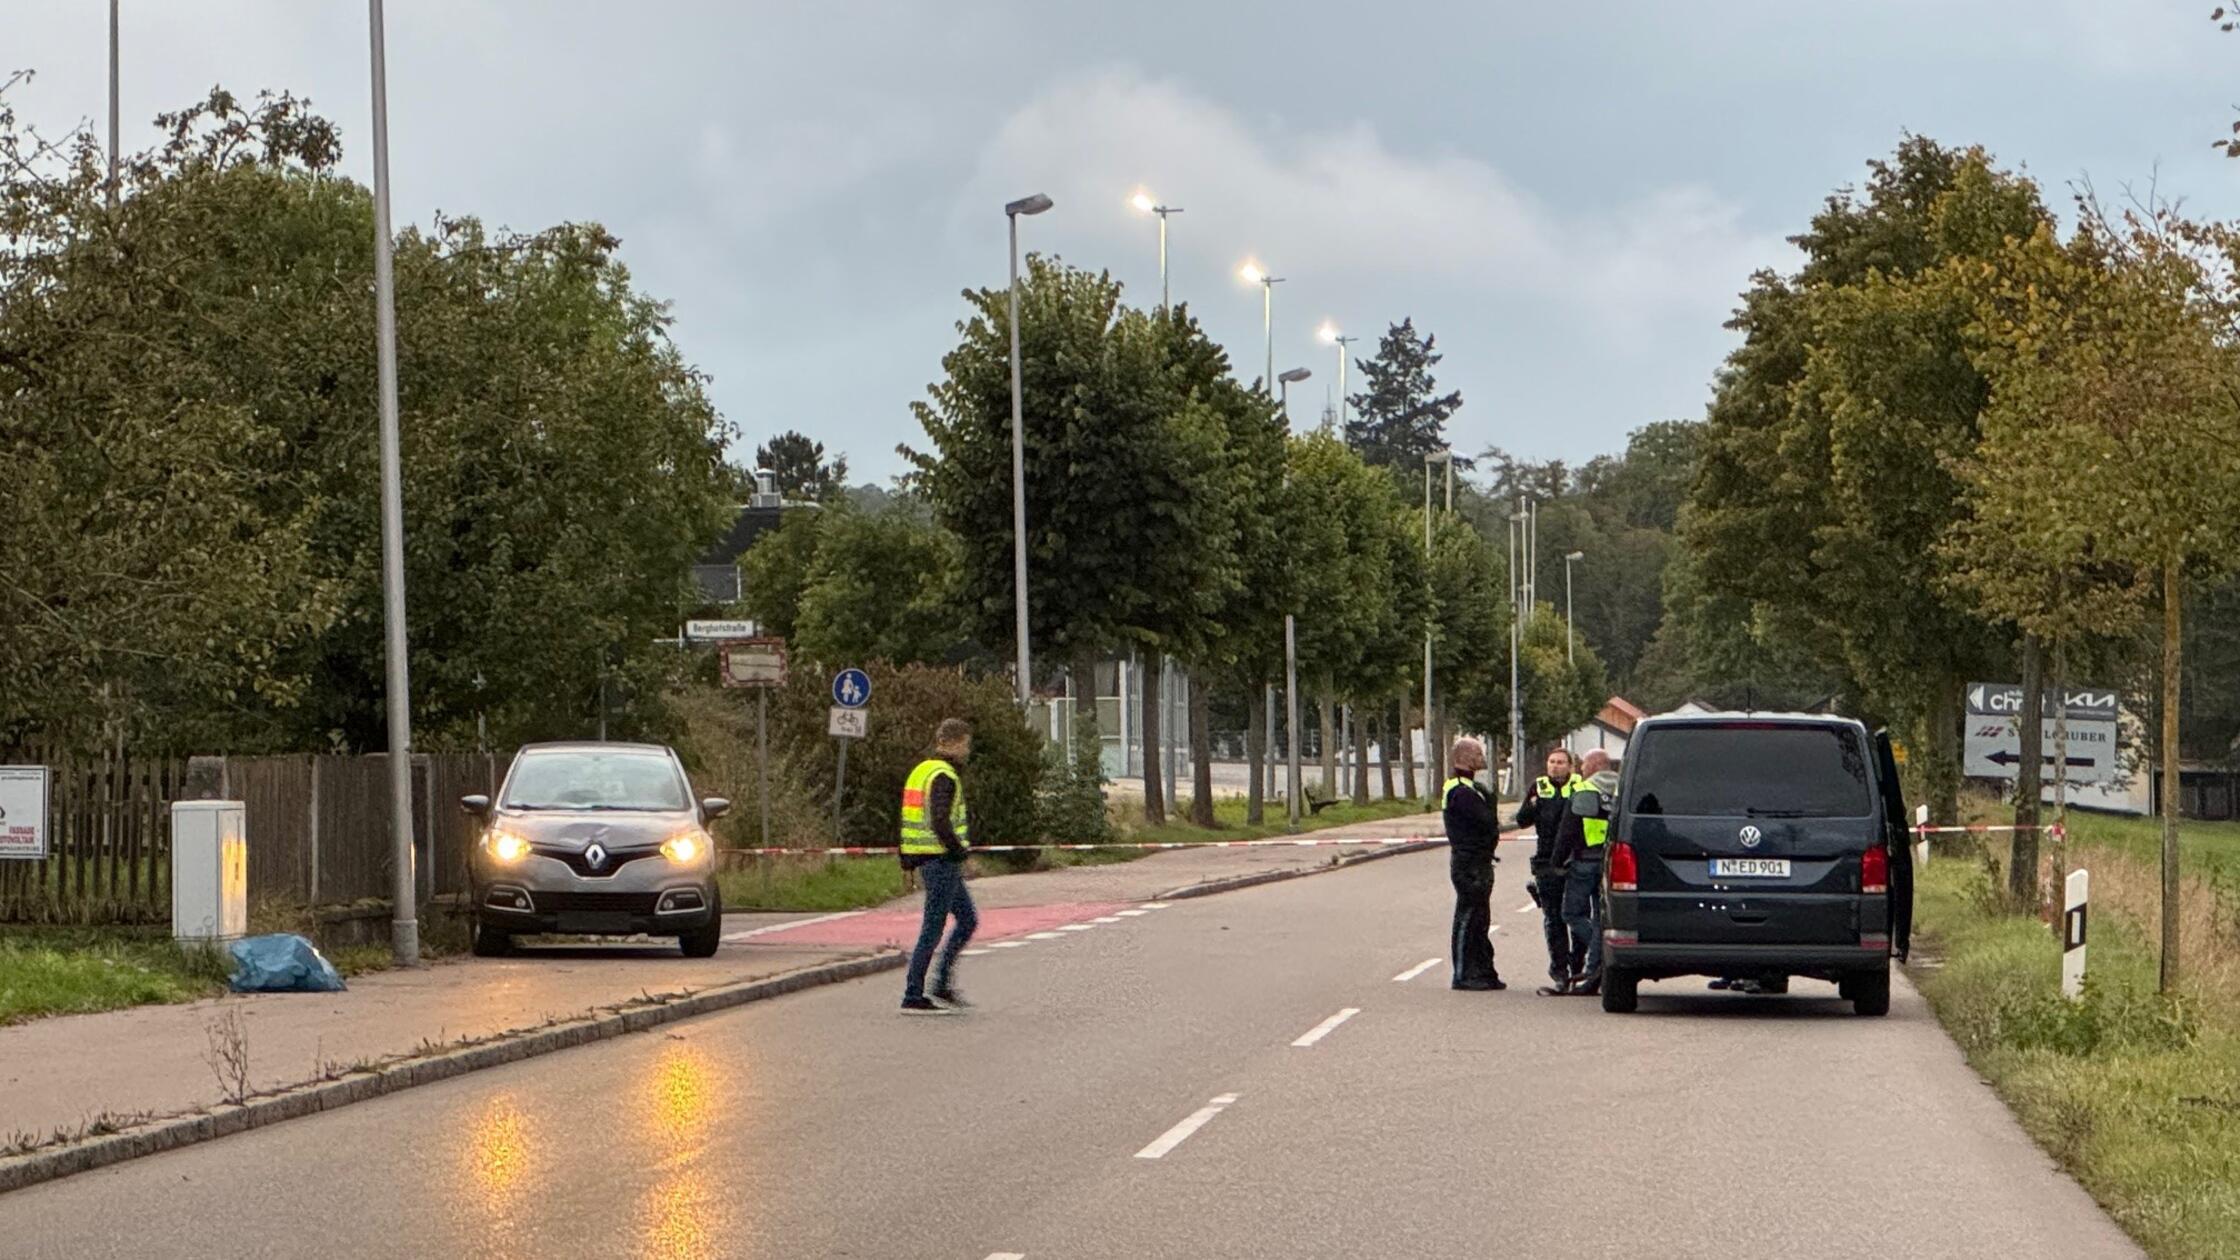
637, 1042, 734, 1260
461, 1093, 538, 1255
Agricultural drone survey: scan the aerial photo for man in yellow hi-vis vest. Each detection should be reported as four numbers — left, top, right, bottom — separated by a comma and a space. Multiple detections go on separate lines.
900, 718, 977, 1013
1551, 747, 1618, 996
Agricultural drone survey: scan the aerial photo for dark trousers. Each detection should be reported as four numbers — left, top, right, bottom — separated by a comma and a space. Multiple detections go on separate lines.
1449, 852, 1497, 986
1562, 858, 1603, 980
1532, 864, 1569, 983
904, 857, 977, 999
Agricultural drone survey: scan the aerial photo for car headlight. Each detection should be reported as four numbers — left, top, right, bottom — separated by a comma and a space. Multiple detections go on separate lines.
486, 831, 532, 863
660, 832, 707, 864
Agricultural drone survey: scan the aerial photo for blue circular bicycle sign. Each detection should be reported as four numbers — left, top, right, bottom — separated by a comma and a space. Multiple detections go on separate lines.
832, 668, 872, 709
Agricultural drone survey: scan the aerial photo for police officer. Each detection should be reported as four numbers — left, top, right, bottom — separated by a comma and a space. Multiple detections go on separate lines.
1517, 747, 1582, 996
1442, 737, 1505, 991
1551, 747, 1619, 996
899, 718, 978, 1013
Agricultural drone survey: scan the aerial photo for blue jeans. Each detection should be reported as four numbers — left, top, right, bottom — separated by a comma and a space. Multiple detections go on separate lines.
1562, 858, 1603, 980
904, 858, 977, 1000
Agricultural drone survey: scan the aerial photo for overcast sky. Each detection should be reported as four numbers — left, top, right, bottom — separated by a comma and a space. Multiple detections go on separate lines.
13, 2, 2239, 481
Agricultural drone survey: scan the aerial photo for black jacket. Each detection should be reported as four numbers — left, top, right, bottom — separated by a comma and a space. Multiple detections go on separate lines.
1443, 776, 1501, 862
1516, 775, 1578, 869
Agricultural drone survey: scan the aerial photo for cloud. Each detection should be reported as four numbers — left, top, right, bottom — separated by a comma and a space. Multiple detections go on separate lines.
958, 67, 1789, 346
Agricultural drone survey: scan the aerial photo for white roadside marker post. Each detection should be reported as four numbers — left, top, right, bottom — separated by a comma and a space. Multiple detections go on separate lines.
1914, 803, 1931, 869
2062, 868, 2089, 1001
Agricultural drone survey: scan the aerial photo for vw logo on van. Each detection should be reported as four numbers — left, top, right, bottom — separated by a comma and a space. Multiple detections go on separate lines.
1738, 825, 1763, 849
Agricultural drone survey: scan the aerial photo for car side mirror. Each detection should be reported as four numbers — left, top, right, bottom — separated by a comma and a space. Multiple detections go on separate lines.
700, 797, 731, 821
461, 794, 491, 817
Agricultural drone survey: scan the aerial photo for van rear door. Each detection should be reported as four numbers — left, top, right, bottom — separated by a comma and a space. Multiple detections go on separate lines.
1620, 721, 1879, 946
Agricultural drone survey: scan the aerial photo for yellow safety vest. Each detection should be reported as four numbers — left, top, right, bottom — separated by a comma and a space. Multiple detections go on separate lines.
1442, 776, 1479, 808
1534, 774, 1583, 803
1578, 774, 1611, 848
900, 758, 968, 854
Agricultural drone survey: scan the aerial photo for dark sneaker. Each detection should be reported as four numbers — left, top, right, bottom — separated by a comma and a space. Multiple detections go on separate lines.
900, 996, 954, 1014
932, 989, 971, 1009
1487, 976, 1509, 991
1535, 981, 1571, 997
1569, 973, 1603, 997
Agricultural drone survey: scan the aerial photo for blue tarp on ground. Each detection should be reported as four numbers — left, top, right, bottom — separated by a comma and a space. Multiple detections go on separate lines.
226, 933, 347, 993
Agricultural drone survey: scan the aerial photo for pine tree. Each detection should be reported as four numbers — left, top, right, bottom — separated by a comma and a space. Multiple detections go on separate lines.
1343, 319, 1464, 469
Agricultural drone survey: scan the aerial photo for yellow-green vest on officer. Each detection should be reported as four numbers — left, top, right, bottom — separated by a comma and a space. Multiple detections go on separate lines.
899, 757, 969, 855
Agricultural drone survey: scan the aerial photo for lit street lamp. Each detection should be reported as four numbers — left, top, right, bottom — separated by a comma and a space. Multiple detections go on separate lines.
1131, 192, 1183, 314
1565, 550, 1585, 665
1005, 192, 1053, 708
1272, 366, 1313, 809
1240, 262, 1284, 393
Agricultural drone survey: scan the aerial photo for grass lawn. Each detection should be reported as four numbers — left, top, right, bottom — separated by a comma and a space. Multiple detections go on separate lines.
2055, 809, 2240, 886
1910, 858, 2240, 1259
1111, 795, 1432, 846
0, 929, 231, 1025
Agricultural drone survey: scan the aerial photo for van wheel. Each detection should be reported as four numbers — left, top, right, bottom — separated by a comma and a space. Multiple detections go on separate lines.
679, 889, 723, 958
1849, 968, 1890, 1017
472, 919, 513, 958
1601, 968, 1640, 1013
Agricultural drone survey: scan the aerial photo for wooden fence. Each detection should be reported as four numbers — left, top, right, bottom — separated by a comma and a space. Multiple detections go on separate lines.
0, 750, 504, 925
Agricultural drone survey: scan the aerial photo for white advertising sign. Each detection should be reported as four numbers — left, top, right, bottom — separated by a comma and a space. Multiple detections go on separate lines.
0, 766, 52, 860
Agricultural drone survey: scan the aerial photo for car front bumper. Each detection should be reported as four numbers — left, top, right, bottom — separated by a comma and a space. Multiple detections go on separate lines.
472, 852, 716, 936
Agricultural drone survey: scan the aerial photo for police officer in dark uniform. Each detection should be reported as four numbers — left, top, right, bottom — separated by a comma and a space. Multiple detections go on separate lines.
1442, 737, 1504, 991
1517, 747, 1581, 996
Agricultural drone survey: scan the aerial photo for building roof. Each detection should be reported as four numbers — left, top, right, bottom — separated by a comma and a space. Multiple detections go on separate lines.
1597, 696, 1648, 734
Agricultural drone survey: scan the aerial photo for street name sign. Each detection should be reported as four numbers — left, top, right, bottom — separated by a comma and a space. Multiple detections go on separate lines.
1963, 681, 2120, 784
0, 766, 52, 860
686, 619, 758, 643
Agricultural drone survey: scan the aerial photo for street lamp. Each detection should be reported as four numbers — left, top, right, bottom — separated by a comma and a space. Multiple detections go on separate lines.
367, 0, 418, 966
1131, 191, 1183, 314
1508, 504, 1527, 794
1423, 448, 1453, 794
1319, 323, 1358, 432
1276, 366, 1312, 423
1006, 192, 1053, 709
1565, 550, 1585, 665
1240, 262, 1284, 393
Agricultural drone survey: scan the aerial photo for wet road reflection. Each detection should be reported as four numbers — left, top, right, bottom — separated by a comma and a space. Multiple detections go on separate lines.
462, 1094, 538, 1258
636, 1041, 733, 1259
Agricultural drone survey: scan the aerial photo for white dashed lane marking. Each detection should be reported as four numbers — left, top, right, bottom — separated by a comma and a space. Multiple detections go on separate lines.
1392, 958, 1442, 983
721, 909, 866, 942
1058, 924, 1095, 932
1115, 909, 1149, 917
1290, 1008, 1361, 1048
1135, 1094, 1239, 1160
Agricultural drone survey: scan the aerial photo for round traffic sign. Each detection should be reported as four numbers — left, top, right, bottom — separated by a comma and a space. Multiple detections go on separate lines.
832, 668, 872, 709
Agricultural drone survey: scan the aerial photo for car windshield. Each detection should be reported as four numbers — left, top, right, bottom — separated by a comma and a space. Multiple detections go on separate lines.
502, 751, 688, 812
1626, 724, 1873, 819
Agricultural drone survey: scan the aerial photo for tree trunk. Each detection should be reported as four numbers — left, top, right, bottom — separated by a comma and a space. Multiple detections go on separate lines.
1351, 707, 1370, 806
1924, 673, 1963, 837
1428, 699, 1446, 793
1189, 678, 1215, 827
1140, 652, 1166, 827
2050, 639, 2069, 915
1245, 680, 1267, 826
1399, 697, 1419, 802
1379, 707, 1396, 800
2010, 634, 2043, 913
2160, 555, 2182, 995
1320, 689, 1337, 799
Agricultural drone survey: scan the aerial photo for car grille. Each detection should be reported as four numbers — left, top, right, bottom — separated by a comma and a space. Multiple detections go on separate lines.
532, 846, 661, 878
533, 891, 662, 916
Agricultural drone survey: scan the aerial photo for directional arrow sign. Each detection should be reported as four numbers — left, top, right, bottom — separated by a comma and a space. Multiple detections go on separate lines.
1963, 700, 2121, 784
1983, 750, 2097, 770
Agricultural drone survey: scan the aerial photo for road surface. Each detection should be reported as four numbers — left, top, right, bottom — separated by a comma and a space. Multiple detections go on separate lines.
10, 842, 2136, 1259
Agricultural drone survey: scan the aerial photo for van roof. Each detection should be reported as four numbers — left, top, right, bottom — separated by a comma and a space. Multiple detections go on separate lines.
1634, 711, 1867, 733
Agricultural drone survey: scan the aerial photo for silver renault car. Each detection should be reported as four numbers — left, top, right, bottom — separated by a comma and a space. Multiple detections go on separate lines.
462, 742, 727, 958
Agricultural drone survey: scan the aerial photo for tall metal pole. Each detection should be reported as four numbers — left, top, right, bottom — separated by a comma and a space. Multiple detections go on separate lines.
1566, 556, 1577, 665
1007, 211, 1031, 707
1508, 510, 1524, 797
1285, 614, 1301, 826
1262, 280, 1274, 392
107, 0, 119, 206
1423, 458, 1434, 795
1333, 335, 1358, 431
368, 0, 418, 967
1158, 210, 1169, 314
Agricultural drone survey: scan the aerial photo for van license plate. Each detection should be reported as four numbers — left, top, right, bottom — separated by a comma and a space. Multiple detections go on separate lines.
1709, 858, 1791, 878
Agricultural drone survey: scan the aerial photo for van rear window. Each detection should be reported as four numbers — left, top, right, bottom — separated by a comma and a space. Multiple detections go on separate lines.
1626, 724, 1872, 818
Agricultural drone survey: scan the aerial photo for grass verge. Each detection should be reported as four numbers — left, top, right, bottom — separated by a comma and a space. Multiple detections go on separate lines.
0, 929, 231, 1025
1910, 856, 2240, 1259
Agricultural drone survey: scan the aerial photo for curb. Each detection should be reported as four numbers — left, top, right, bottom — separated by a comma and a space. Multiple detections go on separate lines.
1156, 838, 1443, 900
0, 950, 903, 1197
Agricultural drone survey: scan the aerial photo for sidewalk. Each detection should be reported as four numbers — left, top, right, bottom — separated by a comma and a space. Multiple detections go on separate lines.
0, 808, 1454, 1150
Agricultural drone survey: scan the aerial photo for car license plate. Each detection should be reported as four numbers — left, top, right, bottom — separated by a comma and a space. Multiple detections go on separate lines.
556, 911, 635, 935
1709, 858, 1791, 879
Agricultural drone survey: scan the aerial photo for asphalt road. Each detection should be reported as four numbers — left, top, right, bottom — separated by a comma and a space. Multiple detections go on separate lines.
10, 841, 2138, 1259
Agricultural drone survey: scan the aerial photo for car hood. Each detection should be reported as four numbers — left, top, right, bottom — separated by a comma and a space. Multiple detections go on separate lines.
494, 810, 691, 851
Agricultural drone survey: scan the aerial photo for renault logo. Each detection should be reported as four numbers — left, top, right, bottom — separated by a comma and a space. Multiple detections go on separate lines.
1738, 826, 1763, 848
584, 844, 608, 870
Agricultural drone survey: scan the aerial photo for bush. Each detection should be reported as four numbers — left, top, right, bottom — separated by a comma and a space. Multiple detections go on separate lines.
1037, 718, 1112, 844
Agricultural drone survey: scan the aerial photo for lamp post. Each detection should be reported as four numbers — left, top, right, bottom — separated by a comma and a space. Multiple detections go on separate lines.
367, 0, 418, 966
1131, 192, 1183, 314
1270, 366, 1313, 807
1508, 504, 1526, 794
107, 0, 120, 206
1005, 193, 1053, 709
1318, 324, 1359, 433
1240, 263, 1284, 392
1277, 366, 1312, 424
1565, 550, 1585, 665
1424, 448, 1453, 793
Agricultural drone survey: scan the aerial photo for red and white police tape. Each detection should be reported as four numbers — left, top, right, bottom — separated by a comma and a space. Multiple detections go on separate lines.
1910, 823, 2067, 838
720, 835, 1454, 857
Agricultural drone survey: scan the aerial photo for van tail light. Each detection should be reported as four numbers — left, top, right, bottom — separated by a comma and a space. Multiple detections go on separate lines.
1860, 843, 1889, 896
1609, 840, 1639, 893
